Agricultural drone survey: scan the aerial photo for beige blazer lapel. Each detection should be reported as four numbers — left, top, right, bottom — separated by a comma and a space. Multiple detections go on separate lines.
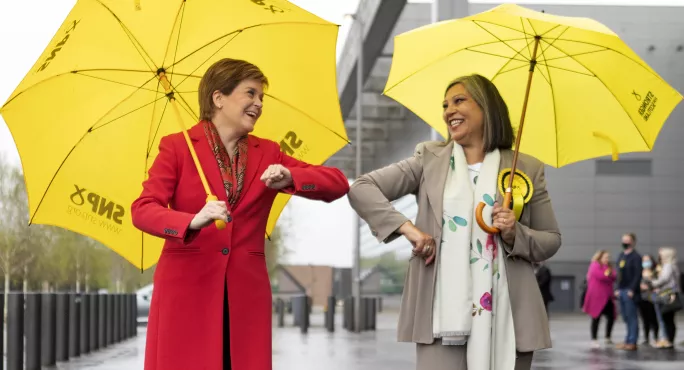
422, 141, 453, 225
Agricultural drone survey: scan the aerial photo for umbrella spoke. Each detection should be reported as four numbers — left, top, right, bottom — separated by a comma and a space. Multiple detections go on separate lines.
536, 34, 560, 166
72, 71, 160, 93
473, 21, 533, 62
147, 99, 170, 157
164, 0, 188, 86
491, 37, 536, 81
94, 0, 158, 72
464, 48, 530, 63
90, 95, 167, 132
543, 42, 650, 148
264, 94, 351, 145
472, 20, 536, 38
385, 37, 528, 93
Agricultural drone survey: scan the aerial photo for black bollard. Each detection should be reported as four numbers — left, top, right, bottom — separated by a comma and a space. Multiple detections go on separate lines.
130, 293, 138, 336
112, 294, 120, 343
326, 296, 336, 332
80, 294, 90, 354
107, 294, 115, 345
370, 298, 377, 331
41, 293, 57, 366
0, 294, 3, 370
90, 293, 99, 351
25, 293, 42, 370
276, 298, 285, 328
55, 293, 70, 361
298, 295, 309, 334
121, 294, 128, 340
378, 297, 383, 313
69, 293, 81, 358
7, 293, 24, 370
98, 294, 107, 348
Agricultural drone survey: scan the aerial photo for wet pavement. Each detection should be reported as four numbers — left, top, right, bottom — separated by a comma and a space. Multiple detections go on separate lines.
36, 312, 684, 369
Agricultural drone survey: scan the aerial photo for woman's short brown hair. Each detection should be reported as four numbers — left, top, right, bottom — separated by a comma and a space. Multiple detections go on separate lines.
198, 58, 269, 121
444, 74, 514, 152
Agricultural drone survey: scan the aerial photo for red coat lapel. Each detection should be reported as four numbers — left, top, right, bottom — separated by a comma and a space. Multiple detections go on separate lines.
188, 122, 228, 204
241, 135, 264, 201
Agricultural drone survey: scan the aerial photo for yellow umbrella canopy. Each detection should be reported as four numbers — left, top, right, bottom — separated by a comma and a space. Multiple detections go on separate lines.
383, 4, 682, 233
385, 3, 682, 168
0, 0, 348, 269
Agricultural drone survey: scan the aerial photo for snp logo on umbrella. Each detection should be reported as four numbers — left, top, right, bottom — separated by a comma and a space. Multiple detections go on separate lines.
68, 185, 124, 231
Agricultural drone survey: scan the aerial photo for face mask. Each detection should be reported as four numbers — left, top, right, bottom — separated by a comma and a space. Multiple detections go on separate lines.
622, 243, 631, 249
642, 261, 652, 269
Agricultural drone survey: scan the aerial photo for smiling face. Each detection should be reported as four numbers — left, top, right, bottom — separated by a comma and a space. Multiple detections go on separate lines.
600, 252, 610, 265
442, 83, 485, 149
212, 79, 264, 135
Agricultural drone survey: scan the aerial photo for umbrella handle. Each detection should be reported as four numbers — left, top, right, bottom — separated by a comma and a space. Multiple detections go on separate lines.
206, 194, 227, 230
475, 192, 512, 234
475, 202, 500, 234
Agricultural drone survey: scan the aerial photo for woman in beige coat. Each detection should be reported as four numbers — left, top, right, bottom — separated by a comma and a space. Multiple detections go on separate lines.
348, 74, 561, 370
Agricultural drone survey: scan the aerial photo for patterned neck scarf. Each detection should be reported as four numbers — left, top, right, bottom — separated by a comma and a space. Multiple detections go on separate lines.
202, 121, 248, 207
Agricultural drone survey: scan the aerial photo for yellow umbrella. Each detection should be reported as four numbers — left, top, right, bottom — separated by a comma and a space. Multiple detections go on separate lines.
0, 0, 347, 269
383, 4, 682, 233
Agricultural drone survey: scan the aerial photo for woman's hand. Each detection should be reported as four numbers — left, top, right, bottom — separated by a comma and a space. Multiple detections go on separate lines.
260, 164, 293, 190
492, 202, 516, 245
399, 222, 436, 265
190, 200, 229, 230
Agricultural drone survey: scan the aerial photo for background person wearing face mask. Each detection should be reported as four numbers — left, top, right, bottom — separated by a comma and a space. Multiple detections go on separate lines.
614, 233, 643, 351
638, 254, 660, 346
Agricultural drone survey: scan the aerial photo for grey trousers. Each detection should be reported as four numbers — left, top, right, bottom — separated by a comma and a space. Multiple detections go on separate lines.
416, 340, 533, 370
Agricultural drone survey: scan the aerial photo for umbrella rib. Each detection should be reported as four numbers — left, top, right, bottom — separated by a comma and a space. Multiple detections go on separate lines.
90, 95, 167, 132
162, 0, 187, 75
542, 48, 609, 62
464, 48, 530, 63
27, 82, 165, 222
473, 20, 536, 38
553, 38, 662, 80
520, 17, 533, 59
265, 93, 351, 144
168, 21, 335, 71
384, 37, 528, 93
170, 31, 242, 93
147, 91, 170, 156
167, 1, 187, 86
72, 71, 160, 93
536, 35, 560, 167
472, 21, 532, 62
94, 0, 158, 72
546, 42, 651, 149
491, 37, 536, 82
536, 63, 595, 77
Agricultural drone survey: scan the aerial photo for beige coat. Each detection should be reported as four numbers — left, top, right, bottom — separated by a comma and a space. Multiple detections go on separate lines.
347, 140, 562, 352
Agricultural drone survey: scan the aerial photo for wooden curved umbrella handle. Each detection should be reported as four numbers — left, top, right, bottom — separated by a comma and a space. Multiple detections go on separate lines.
476, 202, 500, 234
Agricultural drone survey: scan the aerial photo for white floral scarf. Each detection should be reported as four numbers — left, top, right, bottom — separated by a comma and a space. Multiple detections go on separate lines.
432, 144, 516, 370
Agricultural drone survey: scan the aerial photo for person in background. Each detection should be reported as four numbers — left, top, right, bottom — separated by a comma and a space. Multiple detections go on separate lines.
638, 254, 659, 346
534, 261, 554, 313
615, 233, 643, 351
582, 250, 617, 348
645, 247, 681, 348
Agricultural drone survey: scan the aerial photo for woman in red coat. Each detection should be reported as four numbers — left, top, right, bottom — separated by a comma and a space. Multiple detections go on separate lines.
131, 58, 350, 370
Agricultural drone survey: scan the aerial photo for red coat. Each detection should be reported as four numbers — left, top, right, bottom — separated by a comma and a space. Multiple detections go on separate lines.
131, 122, 349, 370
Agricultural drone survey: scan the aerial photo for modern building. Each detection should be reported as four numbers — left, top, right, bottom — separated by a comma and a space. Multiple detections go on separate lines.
329, 0, 684, 312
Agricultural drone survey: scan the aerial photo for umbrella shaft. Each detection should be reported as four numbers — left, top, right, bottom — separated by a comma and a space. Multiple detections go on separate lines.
507, 36, 540, 208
